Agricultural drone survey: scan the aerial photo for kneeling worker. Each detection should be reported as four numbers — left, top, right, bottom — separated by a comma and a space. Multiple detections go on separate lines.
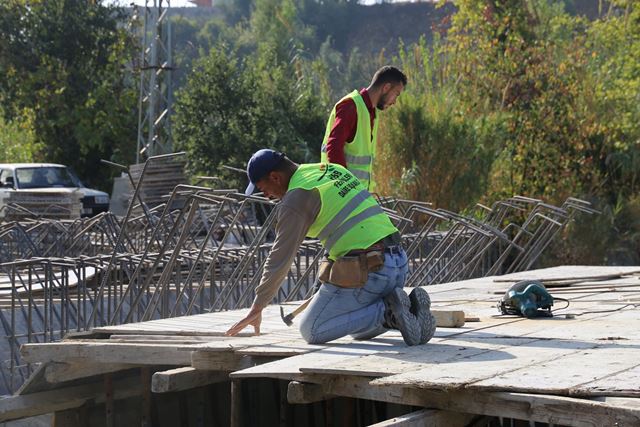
225, 149, 436, 346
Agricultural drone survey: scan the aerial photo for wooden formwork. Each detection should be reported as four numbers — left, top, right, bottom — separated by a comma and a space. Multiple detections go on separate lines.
3, 265, 640, 426
129, 157, 188, 209
0, 190, 82, 220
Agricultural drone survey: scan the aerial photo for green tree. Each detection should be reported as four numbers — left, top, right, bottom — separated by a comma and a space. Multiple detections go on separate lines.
0, 0, 138, 190
0, 108, 42, 163
376, 38, 505, 210
173, 0, 326, 187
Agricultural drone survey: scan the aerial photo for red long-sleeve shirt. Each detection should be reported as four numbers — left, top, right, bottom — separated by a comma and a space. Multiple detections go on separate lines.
325, 88, 376, 167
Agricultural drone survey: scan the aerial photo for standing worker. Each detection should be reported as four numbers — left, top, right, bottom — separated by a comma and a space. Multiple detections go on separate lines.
226, 149, 436, 346
320, 65, 407, 193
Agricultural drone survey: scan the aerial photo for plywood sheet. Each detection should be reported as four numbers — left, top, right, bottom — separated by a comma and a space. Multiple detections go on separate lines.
93, 305, 290, 335
494, 266, 640, 282
373, 339, 598, 390
231, 339, 406, 380
300, 336, 539, 377
470, 345, 640, 397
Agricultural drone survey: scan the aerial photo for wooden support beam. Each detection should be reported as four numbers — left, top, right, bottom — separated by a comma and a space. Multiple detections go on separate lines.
104, 373, 114, 427
151, 367, 229, 393
0, 375, 141, 423
318, 375, 640, 427
141, 368, 152, 427
231, 379, 242, 427
45, 362, 137, 383
190, 351, 250, 371
190, 350, 278, 371
63, 330, 111, 340
287, 381, 333, 404
21, 341, 193, 365
432, 310, 465, 328
588, 396, 640, 410
367, 408, 476, 427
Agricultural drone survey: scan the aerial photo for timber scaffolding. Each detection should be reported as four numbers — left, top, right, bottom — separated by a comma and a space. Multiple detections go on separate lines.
2, 266, 640, 426
0, 153, 613, 423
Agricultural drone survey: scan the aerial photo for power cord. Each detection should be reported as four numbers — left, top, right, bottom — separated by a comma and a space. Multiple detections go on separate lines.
552, 298, 639, 319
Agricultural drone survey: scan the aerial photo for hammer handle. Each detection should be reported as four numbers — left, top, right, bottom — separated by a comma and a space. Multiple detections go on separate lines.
289, 297, 313, 318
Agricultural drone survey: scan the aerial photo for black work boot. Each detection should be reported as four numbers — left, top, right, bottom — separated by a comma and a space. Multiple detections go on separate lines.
409, 287, 437, 344
383, 287, 421, 346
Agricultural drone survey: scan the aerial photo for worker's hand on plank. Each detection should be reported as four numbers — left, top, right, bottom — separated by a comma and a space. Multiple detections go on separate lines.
225, 304, 263, 336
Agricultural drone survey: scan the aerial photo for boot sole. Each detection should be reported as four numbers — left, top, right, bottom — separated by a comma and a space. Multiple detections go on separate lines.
409, 287, 436, 344
387, 288, 421, 346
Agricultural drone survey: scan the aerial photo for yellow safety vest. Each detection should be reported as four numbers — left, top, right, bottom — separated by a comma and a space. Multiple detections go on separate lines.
320, 90, 378, 192
288, 163, 396, 260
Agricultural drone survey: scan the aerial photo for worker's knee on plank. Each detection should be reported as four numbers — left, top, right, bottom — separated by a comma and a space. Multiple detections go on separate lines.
298, 318, 324, 344
298, 319, 314, 343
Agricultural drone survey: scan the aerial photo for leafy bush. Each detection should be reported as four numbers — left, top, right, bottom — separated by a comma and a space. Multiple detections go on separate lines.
0, 109, 42, 163
173, 0, 326, 188
375, 38, 506, 211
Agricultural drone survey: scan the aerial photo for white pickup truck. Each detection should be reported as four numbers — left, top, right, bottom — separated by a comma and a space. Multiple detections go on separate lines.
0, 163, 110, 217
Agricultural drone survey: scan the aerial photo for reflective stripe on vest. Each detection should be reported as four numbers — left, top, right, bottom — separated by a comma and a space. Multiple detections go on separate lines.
317, 189, 369, 242
320, 90, 377, 191
287, 163, 397, 259
350, 169, 370, 180
323, 204, 384, 253
345, 154, 371, 165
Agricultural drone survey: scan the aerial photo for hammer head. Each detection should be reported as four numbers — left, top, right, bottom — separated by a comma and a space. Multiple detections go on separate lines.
280, 306, 294, 326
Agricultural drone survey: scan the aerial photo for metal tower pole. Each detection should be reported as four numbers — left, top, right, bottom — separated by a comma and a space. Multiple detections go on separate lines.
136, 0, 174, 163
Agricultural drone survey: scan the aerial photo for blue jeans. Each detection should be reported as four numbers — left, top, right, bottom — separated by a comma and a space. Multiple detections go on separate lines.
298, 249, 408, 344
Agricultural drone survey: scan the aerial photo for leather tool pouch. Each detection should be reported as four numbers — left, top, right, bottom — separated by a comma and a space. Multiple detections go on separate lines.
318, 251, 385, 288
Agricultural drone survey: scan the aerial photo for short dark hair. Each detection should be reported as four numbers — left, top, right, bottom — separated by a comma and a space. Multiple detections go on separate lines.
370, 66, 407, 88
271, 155, 297, 175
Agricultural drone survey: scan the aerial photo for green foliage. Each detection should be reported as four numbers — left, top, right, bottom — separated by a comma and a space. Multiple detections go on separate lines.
0, 109, 42, 163
175, 1, 325, 186
376, 38, 506, 210
435, 0, 640, 263
0, 0, 138, 189
2, 0, 638, 264
587, 0, 640, 199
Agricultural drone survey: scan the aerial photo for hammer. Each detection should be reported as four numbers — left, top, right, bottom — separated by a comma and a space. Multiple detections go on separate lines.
280, 297, 314, 326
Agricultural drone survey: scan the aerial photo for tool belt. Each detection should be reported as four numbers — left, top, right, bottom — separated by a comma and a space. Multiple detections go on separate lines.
317, 232, 401, 288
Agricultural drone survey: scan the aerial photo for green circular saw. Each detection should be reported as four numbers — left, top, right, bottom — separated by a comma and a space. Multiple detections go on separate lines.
498, 280, 554, 318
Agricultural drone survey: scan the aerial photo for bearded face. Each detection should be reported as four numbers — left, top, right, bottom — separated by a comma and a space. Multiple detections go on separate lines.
377, 83, 404, 110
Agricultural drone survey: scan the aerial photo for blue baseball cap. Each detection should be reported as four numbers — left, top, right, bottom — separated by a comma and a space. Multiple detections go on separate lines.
245, 149, 286, 195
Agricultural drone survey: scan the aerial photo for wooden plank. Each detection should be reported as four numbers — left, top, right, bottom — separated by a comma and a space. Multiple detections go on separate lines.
468, 345, 640, 396
21, 341, 194, 366
478, 309, 640, 341
0, 375, 141, 423
431, 310, 465, 327
588, 396, 640, 409
235, 339, 328, 357
108, 334, 229, 342
318, 375, 640, 427
231, 339, 407, 381
494, 266, 640, 282
187, 329, 304, 353
286, 381, 332, 404
229, 334, 356, 357
16, 364, 49, 396
298, 305, 638, 379
92, 305, 289, 335
368, 409, 476, 427
190, 350, 256, 371
375, 340, 640, 395
44, 362, 137, 383
445, 308, 640, 342
151, 367, 229, 393
300, 337, 539, 377
580, 366, 640, 396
